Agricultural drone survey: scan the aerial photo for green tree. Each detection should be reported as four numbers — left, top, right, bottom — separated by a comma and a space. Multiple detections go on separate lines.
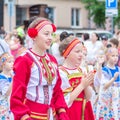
81, 0, 120, 29
81, 0, 105, 28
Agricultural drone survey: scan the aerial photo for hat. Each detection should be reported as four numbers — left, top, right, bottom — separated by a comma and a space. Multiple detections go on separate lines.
101, 35, 108, 40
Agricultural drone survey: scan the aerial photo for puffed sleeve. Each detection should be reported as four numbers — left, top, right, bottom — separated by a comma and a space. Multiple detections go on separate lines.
51, 70, 68, 111
59, 69, 73, 107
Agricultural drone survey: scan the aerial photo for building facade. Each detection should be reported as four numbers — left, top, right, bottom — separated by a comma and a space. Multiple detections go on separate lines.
3, 0, 90, 32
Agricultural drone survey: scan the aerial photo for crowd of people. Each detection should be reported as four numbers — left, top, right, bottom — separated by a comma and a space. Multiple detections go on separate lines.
0, 16, 120, 120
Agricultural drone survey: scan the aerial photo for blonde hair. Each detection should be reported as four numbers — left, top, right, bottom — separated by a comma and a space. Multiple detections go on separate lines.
105, 47, 118, 60
28, 17, 51, 28
59, 36, 81, 56
0, 53, 14, 70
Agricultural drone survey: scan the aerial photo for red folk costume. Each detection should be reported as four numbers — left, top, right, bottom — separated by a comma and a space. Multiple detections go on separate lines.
59, 39, 95, 120
10, 49, 67, 120
59, 67, 94, 120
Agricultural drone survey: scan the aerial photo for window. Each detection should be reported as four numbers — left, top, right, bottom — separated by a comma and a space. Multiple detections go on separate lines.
48, 7, 54, 23
71, 8, 80, 27
16, 7, 27, 26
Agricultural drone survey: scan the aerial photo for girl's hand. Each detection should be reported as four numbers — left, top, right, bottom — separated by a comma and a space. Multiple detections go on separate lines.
81, 72, 94, 88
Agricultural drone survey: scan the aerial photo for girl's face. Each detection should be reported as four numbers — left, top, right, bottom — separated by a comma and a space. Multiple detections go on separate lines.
91, 33, 98, 43
107, 49, 118, 65
34, 24, 53, 51
3, 58, 14, 71
67, 43, 83, 67
102, 40, 108, 47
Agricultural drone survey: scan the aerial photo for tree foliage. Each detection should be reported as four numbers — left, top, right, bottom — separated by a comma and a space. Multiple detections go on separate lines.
81, 0, 120, 28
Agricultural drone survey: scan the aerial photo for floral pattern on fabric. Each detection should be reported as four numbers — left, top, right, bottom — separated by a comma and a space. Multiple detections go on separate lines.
95, 66, 120, 120
0, 73, 13, 120
0, 96, 11, 120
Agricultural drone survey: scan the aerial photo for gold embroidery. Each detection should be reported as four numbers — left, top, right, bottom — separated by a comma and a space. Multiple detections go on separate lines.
30, 111, 48, 120
63, 87, 73, 96
74, 98, 86, 120
30, 114, 48, 120
41, 58, 55, 84
68, 72, 83, 79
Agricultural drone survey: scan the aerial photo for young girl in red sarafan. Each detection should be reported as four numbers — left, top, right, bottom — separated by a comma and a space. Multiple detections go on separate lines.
10, 17, 69, 120
58, 35, 95, 120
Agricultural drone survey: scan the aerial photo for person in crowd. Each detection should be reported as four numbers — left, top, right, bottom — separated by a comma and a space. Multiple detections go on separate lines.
16, 25, 25, 39
0, 52, 14, 119
80, 44, 99, 111
92, 53, 105, 117
0, 33, 11, 56
8, 33, 23, 59
101, 35, 108, 47
81, 33, 90, 42
50, 34, 63, 65
84, 32, 102, 66
50, 31, 73, 65
108, 38, 119, 48
96, 35, 109, 66
94, 47, 120, 120
113, 26, 119, 39
108, 38, 120, 67
15, 35, 27, 58
0, 26, 6, 39
116, 30, 120, 41
58, 35, 95, 120
10, 17, 69, 120
80, 45, 94, 74
5, 30, 26, 59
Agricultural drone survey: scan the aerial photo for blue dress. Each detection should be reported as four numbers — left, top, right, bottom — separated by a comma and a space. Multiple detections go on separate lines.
0, 73, 12, 120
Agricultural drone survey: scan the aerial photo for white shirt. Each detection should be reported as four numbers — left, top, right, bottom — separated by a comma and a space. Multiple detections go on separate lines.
84, 40, 103, 63
50, 42, 64, 65
0, 39, 11, 55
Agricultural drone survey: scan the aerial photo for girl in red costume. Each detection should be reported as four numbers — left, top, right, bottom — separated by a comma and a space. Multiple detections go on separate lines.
59, 35, 95, 120
10, 17, 69, 120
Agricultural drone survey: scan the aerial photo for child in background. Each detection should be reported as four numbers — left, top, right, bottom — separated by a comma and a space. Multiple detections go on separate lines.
80, 45, 94, 74
50, 31, 73, 65
80, 45, 99, 110
59, 35, 95, 120
0, 53, 14, 120
94, 47, 120, 120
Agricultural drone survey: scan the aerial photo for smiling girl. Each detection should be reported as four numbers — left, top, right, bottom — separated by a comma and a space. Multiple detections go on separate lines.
10, 17, 69, 120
